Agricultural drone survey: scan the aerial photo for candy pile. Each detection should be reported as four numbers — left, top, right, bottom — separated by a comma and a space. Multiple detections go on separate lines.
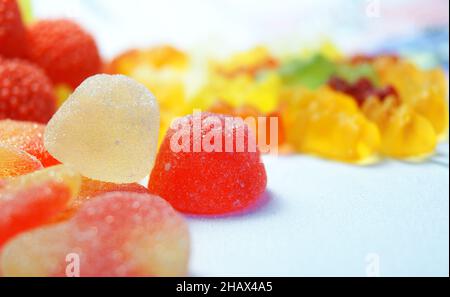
1, 68, 267, 275
1, 0, 102, 123
109, 45, 448, 163
0, 73, 193, 276
0, 0, 447, 277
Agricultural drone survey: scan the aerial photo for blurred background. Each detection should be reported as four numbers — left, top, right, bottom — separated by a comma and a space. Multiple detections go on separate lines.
31, 0, 449, 68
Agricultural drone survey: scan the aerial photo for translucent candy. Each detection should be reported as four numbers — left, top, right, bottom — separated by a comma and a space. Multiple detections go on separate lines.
44, 74, 160, 183
361, 97, 437, 158
148, 112, 267, 215
1, 192, 190, 277
373, 57, 449, 138
327, 74, 438, 158
281, 87, 380, 163
0, 165, 80, 246
0, 119, 59, 167
0, 145, 42, 178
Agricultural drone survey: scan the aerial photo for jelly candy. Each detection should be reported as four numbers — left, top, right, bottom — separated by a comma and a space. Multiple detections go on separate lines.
0, 165, 80, 246
1, 192, 190, 276
0, 120, 59, 167
361, 97, 437, 158
0, 145, 42, 178
0, 58, 57, 123
0, 0, 28, 58
328, 76, 438, 158
54, 177, 150, 222
44, 74, 160, 183
148, 112, 267, 215
27, 19, 102, 89
328, 76, 396, 106
373, 56, 449, 138
281, 87, 380, 163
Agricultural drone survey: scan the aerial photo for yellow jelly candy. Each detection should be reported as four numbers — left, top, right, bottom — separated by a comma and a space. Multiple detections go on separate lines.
281, 87, 380, 163
361, 96, 437, 158
374, 57, 449, 138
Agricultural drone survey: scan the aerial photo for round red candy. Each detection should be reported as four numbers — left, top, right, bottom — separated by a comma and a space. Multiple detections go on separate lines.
149, 112, 267, 215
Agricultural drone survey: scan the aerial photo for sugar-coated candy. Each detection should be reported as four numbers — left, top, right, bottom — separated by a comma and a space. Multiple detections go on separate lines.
44, 74, 160, 183
281, 87, 380, 163
0, 145, 42, 178
1, 192, 190, 276
191, 47, 280, 114
0, 0, 28, 58
0, 165, 80, 246
54, 177, 150, 222
149, 112, 267, 215
27, 19, 102, 89
0, 120, 59, 167
0, 58, 57, 123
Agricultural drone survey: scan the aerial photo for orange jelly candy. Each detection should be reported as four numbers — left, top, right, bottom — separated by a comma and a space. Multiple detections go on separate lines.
0, 120, 60, 167
0, 145, 42, 178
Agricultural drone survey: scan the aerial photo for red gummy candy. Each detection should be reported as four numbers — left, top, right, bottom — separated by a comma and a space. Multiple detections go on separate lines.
27, 19, 102, 89
149, 112, 267, 215
0, 0, 28, 58
0, 59, 57, 123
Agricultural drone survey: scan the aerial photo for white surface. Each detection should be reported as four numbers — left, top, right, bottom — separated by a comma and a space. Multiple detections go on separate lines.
31, 0, 450, 276
187, 144, 449, 277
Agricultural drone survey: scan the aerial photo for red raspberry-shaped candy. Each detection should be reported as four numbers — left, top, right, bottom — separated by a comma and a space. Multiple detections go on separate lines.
0, 0, 28, 58
0, 58, 57, 123
149, 112, 267, 215
27, 19, 102, 88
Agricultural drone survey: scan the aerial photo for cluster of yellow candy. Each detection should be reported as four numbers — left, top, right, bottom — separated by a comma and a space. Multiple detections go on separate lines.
106, 45, 449, 164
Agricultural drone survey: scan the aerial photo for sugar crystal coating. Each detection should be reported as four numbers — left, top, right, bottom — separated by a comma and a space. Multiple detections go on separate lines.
0, 120, 60, 167
44, 74, 160, 183
53, 177, 150, 222
0, 165, 81, 246
0, 145, 43, 178
148, 112, 267, 215
1, 192, 190, 276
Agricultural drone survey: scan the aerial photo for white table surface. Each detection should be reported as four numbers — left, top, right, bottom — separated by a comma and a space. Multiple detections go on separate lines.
32, 0, 449, 277
187, 144, 449, 276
